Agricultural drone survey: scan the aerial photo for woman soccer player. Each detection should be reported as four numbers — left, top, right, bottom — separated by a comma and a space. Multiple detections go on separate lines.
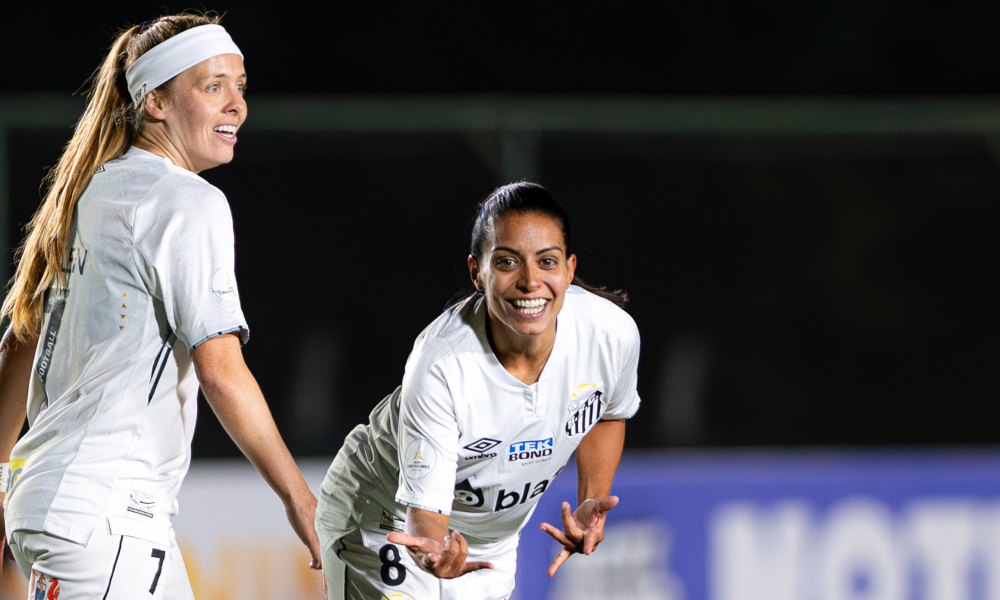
315, 182, 640, 599
0, 14, 321, 598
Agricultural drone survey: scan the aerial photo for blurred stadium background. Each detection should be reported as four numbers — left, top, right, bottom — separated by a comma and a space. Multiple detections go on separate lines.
2, 1, 1000, 598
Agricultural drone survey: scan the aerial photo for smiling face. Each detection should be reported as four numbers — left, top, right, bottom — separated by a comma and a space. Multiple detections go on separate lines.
469, 210, 577, 347
147, 53, 246, 172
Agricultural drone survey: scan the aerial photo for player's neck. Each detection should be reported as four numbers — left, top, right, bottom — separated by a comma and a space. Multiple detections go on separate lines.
134, 127, 198, 173
487, 316, 555, 385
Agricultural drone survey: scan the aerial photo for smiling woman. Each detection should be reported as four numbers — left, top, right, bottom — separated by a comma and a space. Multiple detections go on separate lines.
133, 50, 247, 173
0, 13, 320, 599
314, 182, 641, 600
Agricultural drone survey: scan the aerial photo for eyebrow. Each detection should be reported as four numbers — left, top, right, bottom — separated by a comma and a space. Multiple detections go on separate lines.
492, 245, 565, 256
201, 72, 247, 81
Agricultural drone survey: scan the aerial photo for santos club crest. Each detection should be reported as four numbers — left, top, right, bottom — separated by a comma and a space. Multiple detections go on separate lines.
565, 390, 605, 437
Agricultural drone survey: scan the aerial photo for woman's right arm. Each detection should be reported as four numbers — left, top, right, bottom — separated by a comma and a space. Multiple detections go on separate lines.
388, 354, 493, 578
191, 332, 322, 570
0, 327, 35, 580
387, 508, 493, 578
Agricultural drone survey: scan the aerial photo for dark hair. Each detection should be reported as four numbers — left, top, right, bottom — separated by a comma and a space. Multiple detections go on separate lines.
470, 182, 628, 308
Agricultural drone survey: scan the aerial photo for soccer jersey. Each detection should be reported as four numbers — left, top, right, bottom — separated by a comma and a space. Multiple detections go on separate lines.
3, 146, 248, 547
317, 285, 640, 549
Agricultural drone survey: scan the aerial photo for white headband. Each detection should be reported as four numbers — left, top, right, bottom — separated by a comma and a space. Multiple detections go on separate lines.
125, 24, 243, 108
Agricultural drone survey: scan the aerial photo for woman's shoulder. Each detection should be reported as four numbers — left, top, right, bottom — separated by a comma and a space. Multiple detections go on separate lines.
111, 147, 226, 206
133, 175, 230, 234
147, 168, 226, 206
565, 285, 639, 342
409, 295, 486, 363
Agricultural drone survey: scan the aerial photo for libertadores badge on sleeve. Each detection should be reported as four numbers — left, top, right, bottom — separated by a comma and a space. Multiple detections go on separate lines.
210, 268, 239, 303
403, 438, 436, 480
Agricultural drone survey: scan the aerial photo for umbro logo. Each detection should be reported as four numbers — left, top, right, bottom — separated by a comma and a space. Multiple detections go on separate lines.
463, 438, 502, 453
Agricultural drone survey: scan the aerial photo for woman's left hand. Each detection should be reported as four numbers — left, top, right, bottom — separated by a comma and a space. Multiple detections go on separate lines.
538, 495, 619, 577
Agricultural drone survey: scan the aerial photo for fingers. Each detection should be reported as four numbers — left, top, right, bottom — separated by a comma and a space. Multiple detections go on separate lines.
547, 548, 572, 577
386, 531, 415, 546
386, 531, 436, 555
448, 531, 493, 574
451, 530, 468, 555
307, 530, 323, 570
463, 561, 495, 573
582, 529, 606, 555
539, 522, 573, 547
287, 502, 323, 570
596, 495, 620, 512
310, 548, 323, 570
308, 545, 323, 570
560, 502, 584, 539
410, 531, 492, 579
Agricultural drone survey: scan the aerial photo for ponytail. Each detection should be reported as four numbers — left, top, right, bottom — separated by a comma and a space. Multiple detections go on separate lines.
1, 13, 220, 342
1, 27, 137, 341
569, 276, 629, 309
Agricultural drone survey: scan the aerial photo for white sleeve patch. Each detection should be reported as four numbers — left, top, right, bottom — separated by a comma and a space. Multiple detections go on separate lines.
211, 268, 239, 303
402, 438, 437, 480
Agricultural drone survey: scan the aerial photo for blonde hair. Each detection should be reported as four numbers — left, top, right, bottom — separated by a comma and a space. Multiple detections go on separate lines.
1, 14, 220, 342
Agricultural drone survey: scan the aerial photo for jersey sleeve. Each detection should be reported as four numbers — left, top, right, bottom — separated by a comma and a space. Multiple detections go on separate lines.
395, 343, 460, 515
132, 176, 249, 353
602, 314, 641, 420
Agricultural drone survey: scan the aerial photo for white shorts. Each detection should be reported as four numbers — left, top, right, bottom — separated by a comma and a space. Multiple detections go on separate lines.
320, 504, 517, 600
9, 527, 193, 600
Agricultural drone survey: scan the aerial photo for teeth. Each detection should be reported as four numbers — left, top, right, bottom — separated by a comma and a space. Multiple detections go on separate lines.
513, 299, 547, 307
511, 298, 548, 315
214, 125, 236, 135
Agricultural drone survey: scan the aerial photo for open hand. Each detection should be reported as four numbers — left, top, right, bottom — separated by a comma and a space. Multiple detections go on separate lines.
386, 530, 493, 579
539, 495, 619, 577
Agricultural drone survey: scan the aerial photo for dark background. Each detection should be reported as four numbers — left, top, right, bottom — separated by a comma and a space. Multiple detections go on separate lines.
2, 1, 998, 456
6, 2, 1000, 95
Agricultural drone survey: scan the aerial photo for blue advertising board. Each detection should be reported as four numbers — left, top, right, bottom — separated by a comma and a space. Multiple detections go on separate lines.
513, 450, 1000, 600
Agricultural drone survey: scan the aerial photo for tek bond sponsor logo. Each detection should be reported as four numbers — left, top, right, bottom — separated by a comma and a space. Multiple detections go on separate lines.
508, 437, 554, 462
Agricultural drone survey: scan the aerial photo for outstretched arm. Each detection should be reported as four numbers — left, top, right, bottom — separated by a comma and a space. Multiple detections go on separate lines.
386, 507, 493, 578
540, 418, 625, 577
0, 328, 35, 584
192, 332, 322, 570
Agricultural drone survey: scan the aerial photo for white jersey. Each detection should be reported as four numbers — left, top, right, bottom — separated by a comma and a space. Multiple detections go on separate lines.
3, 146, 248, 547
318, 285, 640, 547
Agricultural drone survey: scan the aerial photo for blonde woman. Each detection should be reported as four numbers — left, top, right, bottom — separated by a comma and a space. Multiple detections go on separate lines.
0, 14, 320, 598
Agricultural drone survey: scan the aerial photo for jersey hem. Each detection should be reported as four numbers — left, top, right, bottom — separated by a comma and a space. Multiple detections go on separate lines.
107, 516, 174, 546
604, 392, 641, 421
188, 324, 250, 353
395, 492, 452, 516
4, 515, 102, 547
